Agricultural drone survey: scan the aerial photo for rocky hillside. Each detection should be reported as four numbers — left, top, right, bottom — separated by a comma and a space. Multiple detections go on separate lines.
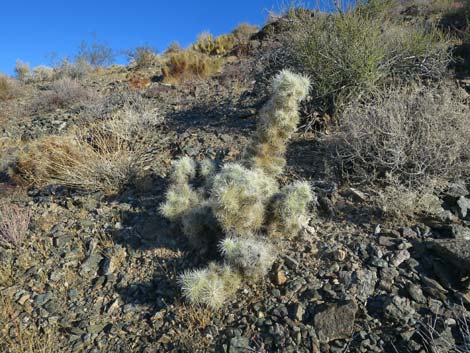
1, 1, 470, 352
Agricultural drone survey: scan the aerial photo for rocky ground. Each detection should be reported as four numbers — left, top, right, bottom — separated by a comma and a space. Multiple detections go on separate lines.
1, 24, 470, 353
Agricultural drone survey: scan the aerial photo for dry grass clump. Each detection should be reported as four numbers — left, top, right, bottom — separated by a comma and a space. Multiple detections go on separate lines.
278, 4, 451, 113
0, 74, 21, 101
53, 58, 93, 80
161, 70, 313, 308
232, 23, 259, 43
192, 32, 235, 56
337, 83, 470, 186
162, 50, 223, 84
12, 105, 155, 194
29, 77, 93, 113
0, 203, 31, 248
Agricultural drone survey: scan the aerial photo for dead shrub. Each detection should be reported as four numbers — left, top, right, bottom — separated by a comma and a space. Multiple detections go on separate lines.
29, 77, 93, 113
127, 46, 159, 69
337, 83, 470, 185
0, 203, 31, 248
0, 75, 20, 101
162, 51, 223, 84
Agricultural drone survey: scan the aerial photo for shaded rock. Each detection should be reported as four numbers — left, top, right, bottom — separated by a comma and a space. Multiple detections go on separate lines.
384, 296, 416, 325
428, 239, 470, 272
313, 300, 358, 343
390, 249, 410, 267
352, 269, 377, 303
228, 336, 250, 353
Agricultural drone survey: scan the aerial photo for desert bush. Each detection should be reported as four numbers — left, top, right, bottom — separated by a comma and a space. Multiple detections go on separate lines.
161, 50, 223, 84
14, 60, 32, 82
127, 46, 158, 69
0, 74, 20, 101
232, 23, 259, 43
164, 41, 183, 54
278, 5, 451, 113
374, 180, 444, 218
337, 83, 470, 185
192, 32, 235, 56
0, 203, 30, 248
14, 97, 160, 194
160, 70, 313, 308
76, 36, 115, 67
53, 58, 93, 80
32, 65, 54, 82
29, 77, 92, 113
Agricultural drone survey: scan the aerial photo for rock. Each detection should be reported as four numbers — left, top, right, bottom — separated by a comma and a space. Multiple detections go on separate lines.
407, 283, 426, 304
283, 255, 299, 270
313, 300, 358, 343
390, 249, 410, 267
421, 276, 448, 301
80, 254, 103, 277
345, 188, 368, 202
384, 296, 416, 325
228, 336, 250, 353
352, 269, 377, 303
428, 239, 470, 272
100, 245, 126, 275
274, 271, 287, 285
457, 196, 470, 218
378, 267, 399, 292
288, 303, 304, 322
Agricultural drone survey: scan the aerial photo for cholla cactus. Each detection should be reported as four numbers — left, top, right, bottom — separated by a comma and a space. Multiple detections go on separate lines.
210, 163, 278, 234
159, 157, 200, 220
243, 70, 310, 177
267, 181, 314, 238
219, 235, 276, 279
161, 70, 313, 308
179, 263, 241, 308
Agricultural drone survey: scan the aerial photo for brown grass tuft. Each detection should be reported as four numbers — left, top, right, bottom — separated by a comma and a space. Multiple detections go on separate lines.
161, 50, 223, 84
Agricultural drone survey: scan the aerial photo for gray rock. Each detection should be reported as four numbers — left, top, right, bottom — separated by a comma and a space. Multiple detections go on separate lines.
407, 283, 426, 304
384, 296, 416, 325
390, 249, 411, 267
313, 300, 358, 343
457, 196, 470, 218
353, 269, 377, 303
80, 254, 103, 277
428, 239, 470, 272
288, 303, 304, 322
228, 336, 250, 353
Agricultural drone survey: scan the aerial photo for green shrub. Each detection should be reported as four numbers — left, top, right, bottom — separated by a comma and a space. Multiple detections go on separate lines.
279, 6, 451, 113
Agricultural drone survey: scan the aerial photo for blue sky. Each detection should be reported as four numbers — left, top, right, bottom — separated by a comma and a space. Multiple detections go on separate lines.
0, 0, 346, 75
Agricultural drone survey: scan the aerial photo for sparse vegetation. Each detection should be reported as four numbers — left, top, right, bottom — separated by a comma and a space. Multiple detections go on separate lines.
0, 203, 30, 248
337, 83, 470, 185
29, 77, 93, 113
0, 74, 20, 101
161, 50, 223, 83
76, 36, 115, 66
278, 5, 451, 113
192, 32, 235, 56
127, 46, 159, 68
14, 60, 32, 82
